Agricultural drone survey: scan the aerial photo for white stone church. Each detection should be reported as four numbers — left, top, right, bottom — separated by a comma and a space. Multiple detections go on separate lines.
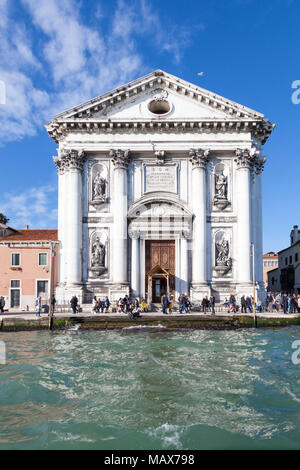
46, 70, 274, 305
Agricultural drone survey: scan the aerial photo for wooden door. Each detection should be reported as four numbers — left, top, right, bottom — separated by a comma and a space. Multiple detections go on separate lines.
145, 240, 175, 297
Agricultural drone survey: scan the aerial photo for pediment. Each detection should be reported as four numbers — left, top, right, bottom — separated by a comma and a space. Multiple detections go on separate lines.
52, 70, 264, 123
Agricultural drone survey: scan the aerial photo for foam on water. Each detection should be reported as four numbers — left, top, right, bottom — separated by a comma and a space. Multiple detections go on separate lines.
0, 327, 300, 449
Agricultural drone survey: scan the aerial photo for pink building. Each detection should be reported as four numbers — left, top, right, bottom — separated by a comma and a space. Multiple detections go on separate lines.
0, 224, 58, 311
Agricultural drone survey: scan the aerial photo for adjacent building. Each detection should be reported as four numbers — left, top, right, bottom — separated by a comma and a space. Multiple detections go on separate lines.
45, 69, 274, 304
267, 226, 300, 293
0, 224, 58, 310
263, 251, 278, 288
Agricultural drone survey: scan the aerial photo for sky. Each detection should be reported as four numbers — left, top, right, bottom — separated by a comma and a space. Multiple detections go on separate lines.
0, 0, 299, 253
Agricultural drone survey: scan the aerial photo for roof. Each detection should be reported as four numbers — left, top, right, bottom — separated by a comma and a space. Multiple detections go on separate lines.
0, 222, 18, 232
263, 252, 278, 258
278, 240, 300, 255
45, 69, 275, 144
0, 229, 58, 242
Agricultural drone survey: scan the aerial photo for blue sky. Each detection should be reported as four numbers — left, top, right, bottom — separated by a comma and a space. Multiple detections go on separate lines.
0, 0, 299, 253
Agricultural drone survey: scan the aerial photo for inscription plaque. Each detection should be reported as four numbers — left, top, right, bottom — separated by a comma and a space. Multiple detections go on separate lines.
145, 165, 177, 193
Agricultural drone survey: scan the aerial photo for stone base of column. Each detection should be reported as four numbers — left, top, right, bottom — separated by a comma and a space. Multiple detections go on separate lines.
55, 284, 84, 305
190, 283, 210, 302
235, 283, 254, 303
109, 283, 130, 303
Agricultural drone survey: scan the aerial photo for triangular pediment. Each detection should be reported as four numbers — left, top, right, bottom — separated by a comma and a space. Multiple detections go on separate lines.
51, 69, 264, 123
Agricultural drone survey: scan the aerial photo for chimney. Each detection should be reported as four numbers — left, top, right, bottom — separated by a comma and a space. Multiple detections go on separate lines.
25, 225, 29, 230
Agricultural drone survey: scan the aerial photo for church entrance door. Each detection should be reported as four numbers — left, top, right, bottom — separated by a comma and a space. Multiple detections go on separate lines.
152, 277, 167, 303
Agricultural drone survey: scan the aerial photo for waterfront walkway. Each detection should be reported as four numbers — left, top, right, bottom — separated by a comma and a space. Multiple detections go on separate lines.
0, 310, 299, 320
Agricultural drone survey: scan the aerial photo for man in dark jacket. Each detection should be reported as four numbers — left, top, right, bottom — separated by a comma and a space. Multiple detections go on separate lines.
282, 293, 288, 314
202, 296, 209, 314
70, 296, 78, 314
241, 295, 247, 313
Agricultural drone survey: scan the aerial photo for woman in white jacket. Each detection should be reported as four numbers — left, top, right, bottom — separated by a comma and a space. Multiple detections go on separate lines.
91, 296, 97, 314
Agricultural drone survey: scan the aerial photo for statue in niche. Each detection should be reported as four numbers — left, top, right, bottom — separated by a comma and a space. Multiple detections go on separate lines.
216, 237, 230, 266
213, 167, 229, 210
214, 234, 232, 277
91, 237, 105, 267
92, 171, 106, 202
215, 171, 227, 199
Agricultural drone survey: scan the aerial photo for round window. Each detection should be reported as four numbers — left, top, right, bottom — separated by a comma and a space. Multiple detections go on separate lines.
148, 99, 170, 115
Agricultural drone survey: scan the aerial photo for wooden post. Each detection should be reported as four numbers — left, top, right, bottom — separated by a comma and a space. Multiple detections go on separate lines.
49, 241, 54, 330
252, 243, 257, 328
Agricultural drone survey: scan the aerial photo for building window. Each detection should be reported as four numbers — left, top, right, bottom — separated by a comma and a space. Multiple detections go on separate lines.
11, 253, 20, 266
37, 280, 48, 298
10, 280, 20, 308
10, 280, 20, 288
296, 253, 299, 262
290, 256, 292, 264
272, 277, 274, 285
285, 257, 288, 265
38, 253, 47, 266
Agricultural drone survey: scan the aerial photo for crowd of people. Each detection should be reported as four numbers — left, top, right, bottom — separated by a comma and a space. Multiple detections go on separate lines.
224, 292, 300, 314
5, 291, 299, 317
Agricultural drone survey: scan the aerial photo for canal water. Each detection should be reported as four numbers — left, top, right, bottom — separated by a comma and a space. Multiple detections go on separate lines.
0, 327, 299, 450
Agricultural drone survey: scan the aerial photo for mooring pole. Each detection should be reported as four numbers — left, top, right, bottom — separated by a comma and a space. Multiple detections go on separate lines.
49, 241, 54, 330
251, 242, 257, 327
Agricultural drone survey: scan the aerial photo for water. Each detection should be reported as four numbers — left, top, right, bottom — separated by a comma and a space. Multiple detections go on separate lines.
0, 327, 300, 449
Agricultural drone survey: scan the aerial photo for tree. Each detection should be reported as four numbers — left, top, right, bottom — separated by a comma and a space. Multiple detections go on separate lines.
0, 213, 9, 225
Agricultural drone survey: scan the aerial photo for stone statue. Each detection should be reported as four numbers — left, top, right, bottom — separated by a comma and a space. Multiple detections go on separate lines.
215, 171, 227, 199
216, 237, 230, 266
91, 237, 105, 267
93, 171, 106, 201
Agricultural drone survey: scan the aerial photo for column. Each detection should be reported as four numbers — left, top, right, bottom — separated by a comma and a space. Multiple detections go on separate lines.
189, 148, 209, 287
180, 235, 189, 294
111, 149, 130, 284
255, 156, 266, 287
66, 150, 85, 286
53, 153, 68, 285
131, 232, 140, 297
235, 149, 252, 285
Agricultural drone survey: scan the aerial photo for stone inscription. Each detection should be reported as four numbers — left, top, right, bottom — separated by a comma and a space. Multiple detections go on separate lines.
145, 165, 177, 193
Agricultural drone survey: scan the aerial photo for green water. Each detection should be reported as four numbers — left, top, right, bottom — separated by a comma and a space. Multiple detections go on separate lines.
0, 326, 300, 450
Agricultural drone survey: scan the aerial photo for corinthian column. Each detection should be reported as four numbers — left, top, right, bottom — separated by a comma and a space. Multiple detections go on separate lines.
235, 149, 254, 286
53, 153, 67, 286
254, 155, 266, 290
189, 148, 209, 294
65, 150, 86, 287
111, 149, 130, 285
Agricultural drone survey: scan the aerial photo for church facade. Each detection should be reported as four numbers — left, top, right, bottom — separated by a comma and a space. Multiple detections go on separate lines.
46, 70, 274, 305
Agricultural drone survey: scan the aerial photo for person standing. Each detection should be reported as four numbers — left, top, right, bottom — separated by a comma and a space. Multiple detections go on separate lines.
246, 296, 252, 313
36, 296, 42, 317
70, 295, 78, 314
202, 296, 209, 314
51, 294, 56, 315
282, 293, 288, 314
241, 295, 247, 313
0, 296, 5, 313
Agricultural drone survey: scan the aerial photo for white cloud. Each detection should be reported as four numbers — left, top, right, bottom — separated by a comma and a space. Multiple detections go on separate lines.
0, 0, 202, 143
1, 185, 58, 229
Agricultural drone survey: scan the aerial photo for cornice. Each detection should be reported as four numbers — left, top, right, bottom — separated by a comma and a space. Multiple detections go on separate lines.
47, 119, 274, 145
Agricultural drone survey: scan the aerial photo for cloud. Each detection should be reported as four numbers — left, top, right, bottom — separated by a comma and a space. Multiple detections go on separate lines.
1, 185, 58, 229
0, 0, 202, 144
